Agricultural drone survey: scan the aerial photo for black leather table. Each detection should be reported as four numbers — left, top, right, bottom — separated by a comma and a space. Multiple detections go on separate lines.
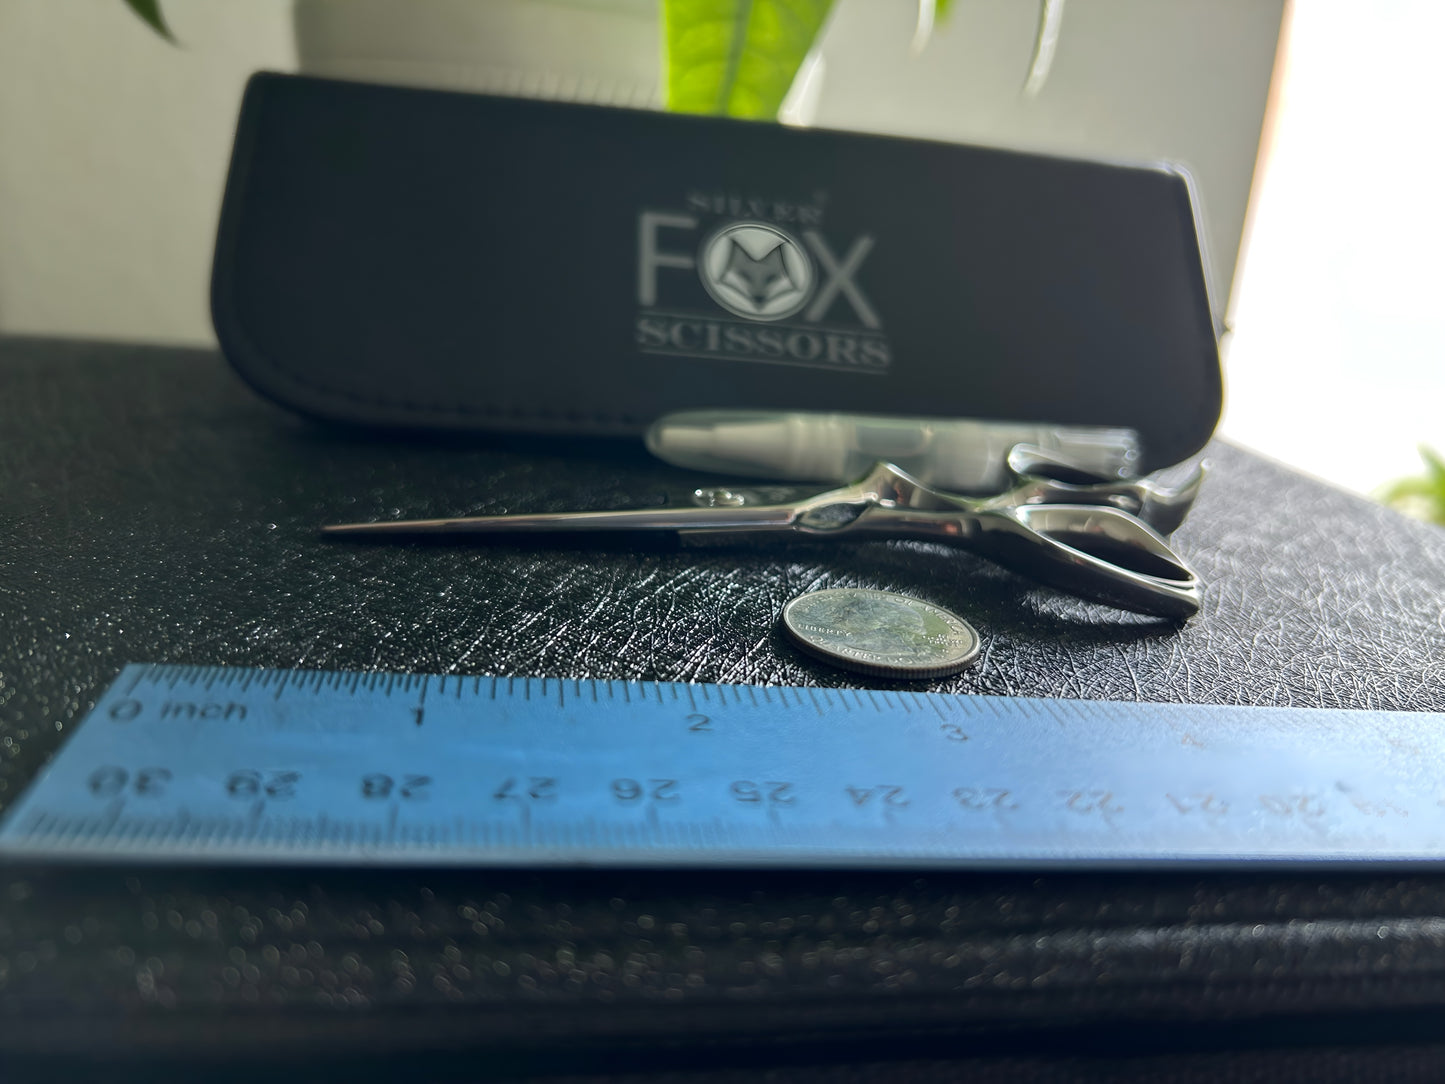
3, 336, 1445, 1081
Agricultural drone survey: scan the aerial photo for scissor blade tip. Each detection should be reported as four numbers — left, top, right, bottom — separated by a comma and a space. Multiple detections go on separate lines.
321, 522, 393, 534
322, 517, 471, 535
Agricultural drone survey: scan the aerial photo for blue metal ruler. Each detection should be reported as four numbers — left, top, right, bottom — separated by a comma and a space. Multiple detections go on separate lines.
2, 663, 1443, 868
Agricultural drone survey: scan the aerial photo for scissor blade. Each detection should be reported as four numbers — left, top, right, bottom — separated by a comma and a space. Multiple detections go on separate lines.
321, 504, 800, 536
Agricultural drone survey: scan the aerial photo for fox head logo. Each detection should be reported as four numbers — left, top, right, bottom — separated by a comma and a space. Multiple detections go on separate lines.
699, 222, 814, 320
722, 238, 798, 309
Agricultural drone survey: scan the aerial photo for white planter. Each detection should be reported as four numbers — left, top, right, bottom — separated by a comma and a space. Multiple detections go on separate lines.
294, 0, 663, 108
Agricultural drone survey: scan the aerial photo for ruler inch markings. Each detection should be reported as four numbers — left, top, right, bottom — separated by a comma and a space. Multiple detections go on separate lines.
4, 665, 1445, 869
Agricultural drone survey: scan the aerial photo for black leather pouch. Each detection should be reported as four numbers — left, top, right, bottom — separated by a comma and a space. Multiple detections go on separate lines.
212, 73, 1221, 470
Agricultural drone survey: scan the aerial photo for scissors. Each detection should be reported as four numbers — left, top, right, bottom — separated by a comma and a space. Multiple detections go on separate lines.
323, 449, 1206, 619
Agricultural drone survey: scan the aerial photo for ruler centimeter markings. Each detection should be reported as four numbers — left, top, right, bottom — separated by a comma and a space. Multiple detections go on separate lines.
2, 663, 1444, 867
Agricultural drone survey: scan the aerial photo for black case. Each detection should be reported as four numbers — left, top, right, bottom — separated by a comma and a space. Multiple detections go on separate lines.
212, 73, 1222, 471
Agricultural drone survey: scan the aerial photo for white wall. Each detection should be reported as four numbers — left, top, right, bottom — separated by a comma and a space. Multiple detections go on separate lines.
0, 0, 295, 344
1219, 0, 1445, 494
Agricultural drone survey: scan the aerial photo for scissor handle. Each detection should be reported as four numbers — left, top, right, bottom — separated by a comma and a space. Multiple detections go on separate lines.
992, 447, 1206, 537
970, 504, 1202, 619
840, 502, 1201, 619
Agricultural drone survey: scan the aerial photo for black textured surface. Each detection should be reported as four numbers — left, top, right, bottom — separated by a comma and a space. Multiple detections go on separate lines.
3, 336, 1445, 1078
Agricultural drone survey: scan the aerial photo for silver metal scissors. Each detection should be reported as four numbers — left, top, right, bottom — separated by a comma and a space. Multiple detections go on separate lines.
323, 452, 1206, 619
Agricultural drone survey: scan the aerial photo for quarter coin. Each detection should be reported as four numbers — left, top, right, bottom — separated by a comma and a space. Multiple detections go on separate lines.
780, 588, 981, 680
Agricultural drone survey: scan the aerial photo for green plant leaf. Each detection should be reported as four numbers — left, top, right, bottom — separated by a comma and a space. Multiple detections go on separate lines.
123, 0, 176, 42
664, 0, 835, 119
1377, 445, 1445, 526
